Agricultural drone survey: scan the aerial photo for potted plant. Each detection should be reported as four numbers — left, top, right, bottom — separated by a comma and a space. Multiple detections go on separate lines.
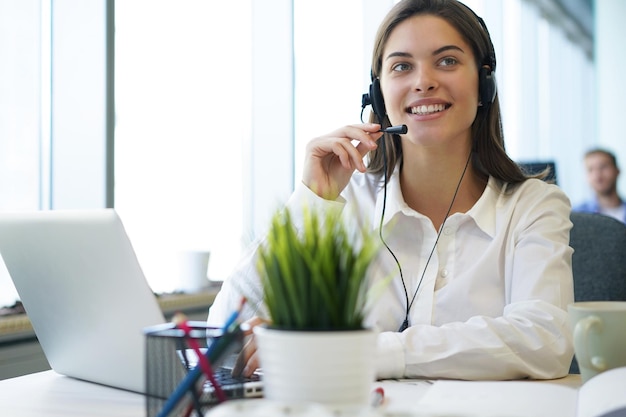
252, 205, 382, 407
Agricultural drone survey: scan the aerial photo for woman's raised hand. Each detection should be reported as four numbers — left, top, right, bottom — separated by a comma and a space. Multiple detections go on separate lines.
302, 123, 383, 200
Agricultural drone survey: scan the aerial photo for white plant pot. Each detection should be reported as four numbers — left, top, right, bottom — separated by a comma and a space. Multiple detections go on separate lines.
253, 326, 376, 407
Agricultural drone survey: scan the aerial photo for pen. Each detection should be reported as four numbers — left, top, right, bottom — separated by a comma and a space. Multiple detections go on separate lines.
371, 387, 385, 408
156, 302, 246, 417
175, 314, 227, 417
223, 297, 247, 330
173, 324, 203, 417
156, 324, 242, 417
174, 313, 227, 403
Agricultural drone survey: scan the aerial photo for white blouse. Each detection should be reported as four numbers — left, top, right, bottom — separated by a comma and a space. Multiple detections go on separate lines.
208, 169, 574, 380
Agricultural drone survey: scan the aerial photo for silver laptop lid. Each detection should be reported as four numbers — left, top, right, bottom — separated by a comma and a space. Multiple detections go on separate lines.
0, 209, 165, 393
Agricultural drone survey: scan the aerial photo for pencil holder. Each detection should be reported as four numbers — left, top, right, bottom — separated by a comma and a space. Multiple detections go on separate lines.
143, 321, 243, 417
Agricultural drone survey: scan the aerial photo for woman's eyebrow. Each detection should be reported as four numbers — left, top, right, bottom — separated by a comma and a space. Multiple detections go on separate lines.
384, 51, 413, 61
384, 45, 465, 62
432, 45, 465, 56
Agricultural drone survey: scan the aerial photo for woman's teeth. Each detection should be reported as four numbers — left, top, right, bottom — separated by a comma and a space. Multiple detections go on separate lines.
409, 103, 446, 115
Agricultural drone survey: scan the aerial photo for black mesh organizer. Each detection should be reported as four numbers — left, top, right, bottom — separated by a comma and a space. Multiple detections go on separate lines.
144, 321, 245, 417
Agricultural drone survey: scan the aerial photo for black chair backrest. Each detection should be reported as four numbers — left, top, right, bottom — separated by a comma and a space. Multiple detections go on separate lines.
570, 212, 626, 302
568, 211, 626, 373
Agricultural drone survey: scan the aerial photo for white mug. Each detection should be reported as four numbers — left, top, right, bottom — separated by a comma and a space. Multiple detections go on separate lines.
569, 301, 626, 383
176, 250, 211, 292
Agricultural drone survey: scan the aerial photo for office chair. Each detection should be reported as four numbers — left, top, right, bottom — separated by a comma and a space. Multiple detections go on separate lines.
568, 211, 626, 373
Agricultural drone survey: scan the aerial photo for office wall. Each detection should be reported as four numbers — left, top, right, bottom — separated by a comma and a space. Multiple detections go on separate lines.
595, 0, 626, 197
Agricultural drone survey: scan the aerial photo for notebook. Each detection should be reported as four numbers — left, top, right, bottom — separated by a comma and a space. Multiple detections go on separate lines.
0, 209, 262, 399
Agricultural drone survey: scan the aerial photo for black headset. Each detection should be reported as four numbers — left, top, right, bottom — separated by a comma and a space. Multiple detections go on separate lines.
362, 9, 497, 122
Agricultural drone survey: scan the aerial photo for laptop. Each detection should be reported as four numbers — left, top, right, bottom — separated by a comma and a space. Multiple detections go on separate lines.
0, 209, 263, 402
0, 209, 166, 393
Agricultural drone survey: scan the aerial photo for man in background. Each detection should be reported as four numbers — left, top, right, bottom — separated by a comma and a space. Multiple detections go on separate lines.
574, 148, 626, 223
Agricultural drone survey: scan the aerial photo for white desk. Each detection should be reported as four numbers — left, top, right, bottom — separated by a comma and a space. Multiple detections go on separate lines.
0, 371, 143, 417
0, 370, 582, 417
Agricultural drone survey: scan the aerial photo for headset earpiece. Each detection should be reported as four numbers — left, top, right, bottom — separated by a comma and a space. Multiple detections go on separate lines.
479, 65, 497, 106
368, 78, 387, 122
471, 11, 497, 108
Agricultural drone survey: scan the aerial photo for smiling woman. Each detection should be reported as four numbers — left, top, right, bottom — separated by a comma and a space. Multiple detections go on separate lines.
208, 0, 575, 383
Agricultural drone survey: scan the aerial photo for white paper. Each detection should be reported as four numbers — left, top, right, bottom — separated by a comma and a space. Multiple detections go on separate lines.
377, 379, 435, 414
577, 367, 626, 417
416, 380, 578, 417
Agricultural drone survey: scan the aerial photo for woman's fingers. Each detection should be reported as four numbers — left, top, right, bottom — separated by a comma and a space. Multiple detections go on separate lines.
303, 124, 383, 199
241, 346, 260, 377
309, 124, 381, 160
231, 316, 267, 376
240, 316, 267, 336
232, 334, 259, 377
329, 139, 367, 172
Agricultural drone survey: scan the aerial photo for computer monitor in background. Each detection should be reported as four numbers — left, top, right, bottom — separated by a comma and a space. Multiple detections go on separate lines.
517, 161, 557, 185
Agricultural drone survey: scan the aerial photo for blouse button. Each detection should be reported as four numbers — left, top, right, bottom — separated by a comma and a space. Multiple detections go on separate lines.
443, 226, 454, 236
440, 269, 449, 278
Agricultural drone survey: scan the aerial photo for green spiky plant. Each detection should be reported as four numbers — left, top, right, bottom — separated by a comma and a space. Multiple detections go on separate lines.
256, 206, 380, 330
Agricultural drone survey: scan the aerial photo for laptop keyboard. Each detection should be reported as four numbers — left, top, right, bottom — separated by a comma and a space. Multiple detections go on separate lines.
202, 366, 263, 401
177, 348, 263, 399
208, 366, 261, 388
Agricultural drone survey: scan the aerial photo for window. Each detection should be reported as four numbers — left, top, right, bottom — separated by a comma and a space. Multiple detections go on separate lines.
0, 0, 110, 307
0, 1, 44, 307
114, 0, 250, 292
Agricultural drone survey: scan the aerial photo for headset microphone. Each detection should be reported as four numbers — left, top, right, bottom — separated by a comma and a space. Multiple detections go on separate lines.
380, 125, 407, 135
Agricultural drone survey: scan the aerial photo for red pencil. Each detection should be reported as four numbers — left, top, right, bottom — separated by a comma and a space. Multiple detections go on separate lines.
173, 313, 227, 403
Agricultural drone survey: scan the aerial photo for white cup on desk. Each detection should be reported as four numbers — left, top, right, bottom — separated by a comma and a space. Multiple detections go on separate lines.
569, 301, 626, 383
176, 250, 211, 293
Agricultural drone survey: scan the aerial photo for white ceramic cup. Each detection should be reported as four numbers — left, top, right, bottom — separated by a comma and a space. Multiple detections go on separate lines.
176, 250, 210, 292
568, 301, 626, 383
